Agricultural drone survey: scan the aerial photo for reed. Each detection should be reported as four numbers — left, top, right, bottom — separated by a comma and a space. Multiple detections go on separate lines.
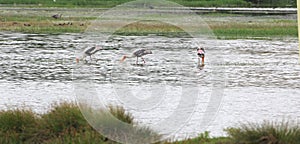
165, 131, 231, 144
0, 102, 161, 143
0, 104, 299, 143
225, 120, 300, 144
0, 109, 37, 143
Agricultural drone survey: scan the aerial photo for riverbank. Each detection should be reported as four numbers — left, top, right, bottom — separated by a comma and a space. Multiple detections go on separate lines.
0, 0, 297, 8
0, 103, 299, 143
0, 0, 250, 8
0, 8, 297, 39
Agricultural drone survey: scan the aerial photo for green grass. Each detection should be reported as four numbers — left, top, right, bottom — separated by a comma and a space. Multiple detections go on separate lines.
166, 131, 231, 144
172, 0, 250, 7
113, 20, 193, 38
0, 104, 300, 143
114, 20, 298, 39
209, 20, 298, 39
1, 0, 296, 8
1, 19, 297, 39
0, 109, 37, 143
12, 26, 81, 34
0, 103, 160, 143
225, 120, 300, 144
0, 15, 91, 34
0, 15, 95, 22
246, 0, 297, 7
0, 0, 132, 8
0, 0, 251, 8
214, 27, 298, 39
0, 10, 297, 39
169, 120, 300, 144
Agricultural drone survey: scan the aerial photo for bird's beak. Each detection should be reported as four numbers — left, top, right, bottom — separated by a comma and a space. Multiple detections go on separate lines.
76, 58, 79, 63
120, 56, 126, 63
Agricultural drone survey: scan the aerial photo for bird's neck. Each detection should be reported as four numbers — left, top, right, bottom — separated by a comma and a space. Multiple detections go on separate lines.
126, 55, 134, 58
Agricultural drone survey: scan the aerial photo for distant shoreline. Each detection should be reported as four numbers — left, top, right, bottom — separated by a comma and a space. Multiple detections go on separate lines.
0, 6, 297, 15
0, 7, 297, 39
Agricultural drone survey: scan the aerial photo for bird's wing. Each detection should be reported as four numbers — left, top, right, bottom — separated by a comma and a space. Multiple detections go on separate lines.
133, 49, 146, 57
90, 47, 101, 55
84, 47, 96, 55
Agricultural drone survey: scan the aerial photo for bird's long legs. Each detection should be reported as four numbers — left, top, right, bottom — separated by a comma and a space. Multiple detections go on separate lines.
141, 57, 146, 64
134, 57, 145, 65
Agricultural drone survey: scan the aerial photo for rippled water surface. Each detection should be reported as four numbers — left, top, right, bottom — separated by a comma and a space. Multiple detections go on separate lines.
0, 32, 299, 138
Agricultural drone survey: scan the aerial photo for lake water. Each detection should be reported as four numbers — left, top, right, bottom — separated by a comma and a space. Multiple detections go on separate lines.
0, 32, 299, 138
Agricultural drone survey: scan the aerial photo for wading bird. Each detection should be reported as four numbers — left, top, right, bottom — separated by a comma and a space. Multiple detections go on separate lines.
120, 49, 152, 64
197, 47, 205, 66
76, 46, 102, 63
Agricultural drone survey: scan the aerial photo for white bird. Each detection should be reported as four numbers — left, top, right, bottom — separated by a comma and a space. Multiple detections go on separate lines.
197, 47, 205, 66
120, 49, 152, 64
76, 46, 102, 63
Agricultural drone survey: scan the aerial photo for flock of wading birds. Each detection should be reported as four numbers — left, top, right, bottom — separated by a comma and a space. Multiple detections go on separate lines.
76, 47, 206, 66
53, 12, 205, 67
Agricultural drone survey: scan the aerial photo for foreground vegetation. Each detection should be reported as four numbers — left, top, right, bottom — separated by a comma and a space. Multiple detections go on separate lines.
0, 103, 299, 144
226, 120, 300, 144
0, 103, 160, 144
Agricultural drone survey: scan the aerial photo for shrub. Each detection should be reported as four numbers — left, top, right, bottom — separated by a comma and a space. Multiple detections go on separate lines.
225, 120, 300, 144
0, 109, 38, 143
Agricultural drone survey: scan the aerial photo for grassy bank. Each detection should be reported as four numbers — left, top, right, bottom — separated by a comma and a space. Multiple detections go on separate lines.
0, 13, 297, 39
0, 15, 91, 34
0, 0, 297, 8
225, 120, 300, 144
0, 103, 299, 143
209, 20, 298, 39
0, 103, 161, 144
0, 0, 251, 8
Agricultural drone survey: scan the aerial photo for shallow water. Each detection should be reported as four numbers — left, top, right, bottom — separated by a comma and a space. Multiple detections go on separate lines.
0, 32, 299, 138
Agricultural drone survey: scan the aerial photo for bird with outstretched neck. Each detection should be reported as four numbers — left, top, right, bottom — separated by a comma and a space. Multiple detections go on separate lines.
120, 49, 152, 65
76, 46, 102, 63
